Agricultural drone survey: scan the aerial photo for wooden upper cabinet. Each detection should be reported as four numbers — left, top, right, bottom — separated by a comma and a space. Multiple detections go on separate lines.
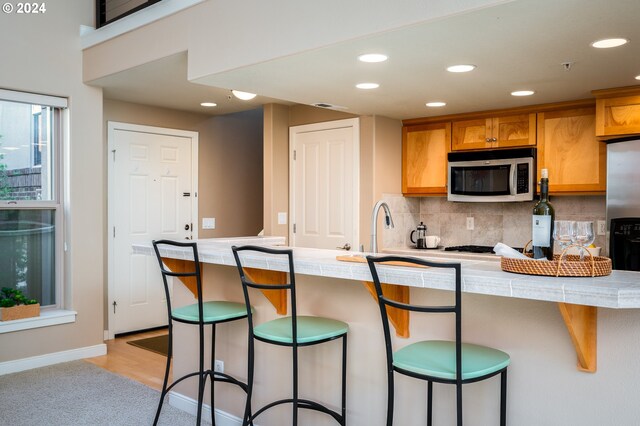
452, 113, 536, 150
402, 122, 451, 195
593, 86, 640, 138
537, 107, 606, 194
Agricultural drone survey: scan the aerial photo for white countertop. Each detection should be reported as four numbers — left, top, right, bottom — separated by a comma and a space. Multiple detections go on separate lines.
133, 237, 640, 309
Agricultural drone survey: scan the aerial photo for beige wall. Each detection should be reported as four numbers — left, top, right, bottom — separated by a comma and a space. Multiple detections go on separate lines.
103, 99, 264, 239
83, 0, 505, 83
0, 4, 105, 362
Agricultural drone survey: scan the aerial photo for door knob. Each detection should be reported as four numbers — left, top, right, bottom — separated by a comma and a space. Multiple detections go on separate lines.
184, 224, 190, 231
336, 243, 351, 251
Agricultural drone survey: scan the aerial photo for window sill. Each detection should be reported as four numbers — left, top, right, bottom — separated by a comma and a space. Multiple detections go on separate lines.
0, 309, 76, 334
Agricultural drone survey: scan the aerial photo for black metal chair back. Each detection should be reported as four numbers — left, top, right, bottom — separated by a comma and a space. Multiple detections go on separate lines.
231, 245, 297, 342
152, 239, 204, 325
366, 255, 463, 383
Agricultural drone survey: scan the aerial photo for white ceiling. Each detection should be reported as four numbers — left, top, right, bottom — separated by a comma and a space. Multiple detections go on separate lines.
95, 0, 640, 120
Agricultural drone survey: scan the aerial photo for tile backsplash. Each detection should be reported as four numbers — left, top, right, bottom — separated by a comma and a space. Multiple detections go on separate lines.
381, 194, 607, 255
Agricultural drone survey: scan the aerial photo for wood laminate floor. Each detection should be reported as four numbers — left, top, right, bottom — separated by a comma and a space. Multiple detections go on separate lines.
85, 329, 170, 391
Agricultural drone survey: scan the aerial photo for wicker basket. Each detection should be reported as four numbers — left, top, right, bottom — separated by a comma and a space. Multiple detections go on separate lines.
500, 243, 611, 277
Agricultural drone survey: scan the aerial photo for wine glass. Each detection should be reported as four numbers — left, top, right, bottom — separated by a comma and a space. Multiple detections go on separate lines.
572, 221, 595, 261
553, 220, 575, 253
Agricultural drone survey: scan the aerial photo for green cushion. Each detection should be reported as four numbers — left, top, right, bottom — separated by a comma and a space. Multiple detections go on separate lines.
172, 301, 248, 323
393, 340, 510, 381
254, 315, 348, 344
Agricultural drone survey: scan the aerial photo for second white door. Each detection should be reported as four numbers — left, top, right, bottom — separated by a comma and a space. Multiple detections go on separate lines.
290, 119, 359, 250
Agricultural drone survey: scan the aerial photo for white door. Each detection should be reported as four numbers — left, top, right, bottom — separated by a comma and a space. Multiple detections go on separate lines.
108, 122, 198, 336
290, 119, 359, 250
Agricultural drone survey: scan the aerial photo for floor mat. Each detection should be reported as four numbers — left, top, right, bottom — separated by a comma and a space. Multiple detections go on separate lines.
126, 334, 169, 356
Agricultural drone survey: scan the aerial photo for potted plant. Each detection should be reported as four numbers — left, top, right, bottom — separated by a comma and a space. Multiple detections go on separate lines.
0, 287, 40, 321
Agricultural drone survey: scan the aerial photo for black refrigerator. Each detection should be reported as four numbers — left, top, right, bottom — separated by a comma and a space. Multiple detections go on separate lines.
606, 137, 640, 271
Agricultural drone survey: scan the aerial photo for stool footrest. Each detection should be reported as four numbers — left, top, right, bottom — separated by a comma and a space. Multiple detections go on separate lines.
248, 398, 343, 424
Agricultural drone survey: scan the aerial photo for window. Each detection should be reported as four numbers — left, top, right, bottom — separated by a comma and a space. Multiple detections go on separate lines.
0, 89, 66, 309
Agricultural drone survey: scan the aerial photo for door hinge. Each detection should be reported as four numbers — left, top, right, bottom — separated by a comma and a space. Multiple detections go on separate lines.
112, 300, 117, 314
111, 149, 116, 161
293, 223, 296, 233
113, 226, 116, 238
293, 150, 296, 160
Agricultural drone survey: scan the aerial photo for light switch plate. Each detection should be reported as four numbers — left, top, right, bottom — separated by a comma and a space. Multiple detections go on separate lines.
278, 212, 287, 225
202, 217, 215, 229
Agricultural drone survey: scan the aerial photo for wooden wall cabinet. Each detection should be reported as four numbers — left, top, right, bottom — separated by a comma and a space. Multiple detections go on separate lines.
452, 113, 536, 151
593, 87, 640, 138
537, 107, 606, 194
402, 122, 450, 195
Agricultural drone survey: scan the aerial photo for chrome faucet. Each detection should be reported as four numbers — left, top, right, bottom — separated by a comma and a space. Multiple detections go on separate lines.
370, 200, 395, 253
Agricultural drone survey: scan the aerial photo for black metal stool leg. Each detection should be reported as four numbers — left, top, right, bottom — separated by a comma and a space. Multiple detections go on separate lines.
196, 322, 205, 425
500, 370, 508, 426
210, 324, 217, 426
292, 343, 299, 426
242, 334, 255, 426
153, 324, 173, 426
456, 383, 463, 426
386, 364, 394, 426
341, 334, 347, 425
427, 381, 433, 426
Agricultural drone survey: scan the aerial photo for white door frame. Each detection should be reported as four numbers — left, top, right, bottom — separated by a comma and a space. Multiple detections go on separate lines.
289, 118, 360, 249
106, 121, 199, 339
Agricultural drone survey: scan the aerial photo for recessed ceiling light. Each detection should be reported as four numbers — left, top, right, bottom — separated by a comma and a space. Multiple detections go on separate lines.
635, 75, 640, 80
426, 102, 446, 107
358, 53, 388, 63
511, 90, 535, 97
591, 38, 629, 48
200, 102, 217, 107
356, 83, 379, 89
231, 90, 257, 100
446, 64, 476, 73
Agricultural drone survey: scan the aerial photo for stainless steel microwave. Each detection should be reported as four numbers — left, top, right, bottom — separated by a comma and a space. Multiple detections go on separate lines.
447, 148, 536, 202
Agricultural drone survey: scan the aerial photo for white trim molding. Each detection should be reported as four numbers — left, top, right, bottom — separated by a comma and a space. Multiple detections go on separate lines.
168, 391, 250, 426
0, 344, 107, 375
81, 0, 205, 49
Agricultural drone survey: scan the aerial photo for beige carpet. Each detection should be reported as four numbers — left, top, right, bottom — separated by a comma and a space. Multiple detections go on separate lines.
0, 361, 205, 425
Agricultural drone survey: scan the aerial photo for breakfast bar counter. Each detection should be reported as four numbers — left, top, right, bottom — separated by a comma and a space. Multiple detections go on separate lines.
134, 238, 640, 425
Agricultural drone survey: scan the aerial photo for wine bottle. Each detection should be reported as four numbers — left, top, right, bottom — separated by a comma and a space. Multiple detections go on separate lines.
532, 169, 555, 260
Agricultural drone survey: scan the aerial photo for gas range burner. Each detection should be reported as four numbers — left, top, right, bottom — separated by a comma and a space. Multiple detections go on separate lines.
444, 245, 524, 254
444, 245, 496, 253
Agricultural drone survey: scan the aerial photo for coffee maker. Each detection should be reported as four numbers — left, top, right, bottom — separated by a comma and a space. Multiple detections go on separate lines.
410, 222, 427, 249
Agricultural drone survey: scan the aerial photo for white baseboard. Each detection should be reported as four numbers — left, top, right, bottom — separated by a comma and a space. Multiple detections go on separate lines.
0, 343, 107, 376
168, 391, 251, 426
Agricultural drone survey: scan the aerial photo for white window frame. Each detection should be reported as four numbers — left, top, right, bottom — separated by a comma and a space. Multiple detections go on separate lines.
0, 89, 74, 334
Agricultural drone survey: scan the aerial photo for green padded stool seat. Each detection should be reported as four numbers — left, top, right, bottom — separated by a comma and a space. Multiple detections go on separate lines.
254, 315, 349, 344
172, 301, 251, 323
393, 340, 510, 381
232, 245, 348, 426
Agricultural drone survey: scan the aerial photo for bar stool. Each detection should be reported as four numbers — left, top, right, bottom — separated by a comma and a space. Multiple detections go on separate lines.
231, 245, 348, 426
152, 240, 251, 426
366, 255, 510, 426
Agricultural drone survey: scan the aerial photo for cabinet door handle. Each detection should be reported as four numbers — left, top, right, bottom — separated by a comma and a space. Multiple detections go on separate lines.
491, 137, 497, 142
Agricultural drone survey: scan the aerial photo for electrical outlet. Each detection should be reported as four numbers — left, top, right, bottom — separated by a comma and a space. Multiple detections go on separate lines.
278, 212, 287, 225
214, 359, 224, 373
466, 217, 474, 230
597, 220, 606, 236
